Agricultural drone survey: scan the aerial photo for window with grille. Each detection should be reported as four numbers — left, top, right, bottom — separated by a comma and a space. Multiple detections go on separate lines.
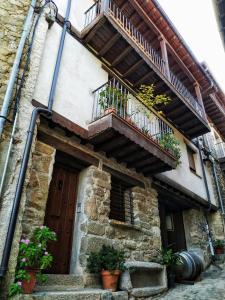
109, 177, 134, 224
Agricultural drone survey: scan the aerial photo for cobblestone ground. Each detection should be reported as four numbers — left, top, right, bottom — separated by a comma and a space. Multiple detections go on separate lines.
155, 263, 225, 300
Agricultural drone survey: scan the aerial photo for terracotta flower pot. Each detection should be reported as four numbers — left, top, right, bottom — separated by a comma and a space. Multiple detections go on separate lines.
22, 269, 38, 294
101, 270, 120, 292
215, 247, 224, 255
104, 107, 116, 115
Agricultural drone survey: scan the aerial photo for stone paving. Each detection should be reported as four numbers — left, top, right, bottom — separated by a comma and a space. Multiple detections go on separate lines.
154, 263, 225, 300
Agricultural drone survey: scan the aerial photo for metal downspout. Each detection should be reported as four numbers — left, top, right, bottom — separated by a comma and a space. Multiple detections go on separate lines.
0, 0, 37, 138
0, 0, 72, 277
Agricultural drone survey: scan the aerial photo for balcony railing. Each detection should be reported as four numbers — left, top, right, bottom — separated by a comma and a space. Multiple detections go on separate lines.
91, 78, 177, 157
84, 0, 204, 119
203, 133, 225, 159
215, 142, 225, 159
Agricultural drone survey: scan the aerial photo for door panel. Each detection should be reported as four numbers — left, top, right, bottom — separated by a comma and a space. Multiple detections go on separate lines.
44, 163, 78, 274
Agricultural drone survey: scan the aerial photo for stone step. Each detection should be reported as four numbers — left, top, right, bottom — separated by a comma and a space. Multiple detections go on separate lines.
35, 274, 84, 291
15, 289, 128, 300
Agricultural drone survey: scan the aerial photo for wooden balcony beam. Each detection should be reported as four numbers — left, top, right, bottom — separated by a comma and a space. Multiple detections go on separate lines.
111, 46, 132, 66
99, 33, 120, 55
122, 59, 144, 77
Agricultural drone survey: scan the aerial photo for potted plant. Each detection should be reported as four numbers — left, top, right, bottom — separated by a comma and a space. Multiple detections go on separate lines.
160, 248, 181, 288
99, 86, 128, 116
213, 239, 224, 255
87, 245, 126, 292
159, 133, 181, 165
8, 226, 57, 297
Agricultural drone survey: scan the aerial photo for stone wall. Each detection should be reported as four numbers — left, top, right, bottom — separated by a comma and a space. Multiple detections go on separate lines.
0, 9, 50, 298
72, 166, 161, 286
183, 208, 211, 266
22, 140, 56, 235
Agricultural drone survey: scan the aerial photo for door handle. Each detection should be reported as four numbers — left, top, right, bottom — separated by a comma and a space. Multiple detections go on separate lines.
58, 180, 63, 190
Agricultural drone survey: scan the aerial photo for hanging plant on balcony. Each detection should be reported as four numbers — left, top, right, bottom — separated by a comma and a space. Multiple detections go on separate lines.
99, 86, 128, 115
159, 133, 181, 164
136, 84, 171, 113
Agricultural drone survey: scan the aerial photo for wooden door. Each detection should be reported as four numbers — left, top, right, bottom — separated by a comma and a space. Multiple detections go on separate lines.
44, 163, 78, 274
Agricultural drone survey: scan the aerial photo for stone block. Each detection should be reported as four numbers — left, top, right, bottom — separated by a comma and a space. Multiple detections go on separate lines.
86, 222, 105, 236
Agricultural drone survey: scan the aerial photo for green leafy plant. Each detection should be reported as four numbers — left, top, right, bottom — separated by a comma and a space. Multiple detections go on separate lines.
8, 226, 57, 297
159, 133, 181, 164
99, 86, 128, 111
87, 245, 126, 273
136, 84, 171, 112
213, 239, 224, 249
160, 248, 182, 268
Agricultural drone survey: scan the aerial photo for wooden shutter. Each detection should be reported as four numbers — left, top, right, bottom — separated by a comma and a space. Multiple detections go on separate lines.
186, 145, 196, 172
109, 177, 134, 224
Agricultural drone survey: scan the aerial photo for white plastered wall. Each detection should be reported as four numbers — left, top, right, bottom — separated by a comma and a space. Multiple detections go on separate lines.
162, 128, 217, 206
33, 21, 108, 129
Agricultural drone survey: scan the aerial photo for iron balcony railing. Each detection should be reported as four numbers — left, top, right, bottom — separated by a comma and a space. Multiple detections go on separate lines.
91, 77, 176, 157
203, 133, 225, 159
84, 0, 204, 119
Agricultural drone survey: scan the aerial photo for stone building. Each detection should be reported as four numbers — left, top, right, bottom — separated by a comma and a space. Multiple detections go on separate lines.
0, 0, 225, 299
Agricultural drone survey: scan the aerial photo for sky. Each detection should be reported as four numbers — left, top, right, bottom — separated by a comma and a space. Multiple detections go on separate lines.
158, 0, 225, 92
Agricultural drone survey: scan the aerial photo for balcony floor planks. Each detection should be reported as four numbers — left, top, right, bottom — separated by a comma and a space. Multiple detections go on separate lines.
81, 12, 210, 139
88, 113, 177, 174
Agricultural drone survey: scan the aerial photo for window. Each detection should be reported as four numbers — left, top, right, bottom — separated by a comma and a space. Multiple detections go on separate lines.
186, 145, 196, 172
109, 177, 134, 224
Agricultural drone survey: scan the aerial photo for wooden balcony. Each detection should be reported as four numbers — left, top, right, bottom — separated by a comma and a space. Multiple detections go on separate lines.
81, 0, 210, 139
88, 78, 177, 175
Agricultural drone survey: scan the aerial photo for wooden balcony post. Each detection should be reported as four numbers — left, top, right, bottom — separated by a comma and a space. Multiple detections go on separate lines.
101, 0, 110, 13
159, 36, 171, 81
194, 82, 207, 119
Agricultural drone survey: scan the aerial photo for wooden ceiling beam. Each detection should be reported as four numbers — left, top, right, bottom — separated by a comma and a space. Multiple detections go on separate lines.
122, 59, 144, 77
111, 46, 133, 66
99, 33, 120, 55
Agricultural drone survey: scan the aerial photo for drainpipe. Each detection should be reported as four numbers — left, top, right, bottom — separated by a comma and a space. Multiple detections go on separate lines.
0, 0, 72, 277
0, 0, 37, 138
197, 138, 215, 256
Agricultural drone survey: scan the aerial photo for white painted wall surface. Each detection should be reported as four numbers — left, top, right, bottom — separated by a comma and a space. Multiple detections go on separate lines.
163, 129, 217, 206
53, 0, 95, 31
33, 22, 108, 129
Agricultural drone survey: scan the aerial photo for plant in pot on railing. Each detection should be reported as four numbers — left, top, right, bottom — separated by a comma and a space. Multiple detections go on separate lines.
8, 226, 57, 297
99, 86, 128, 117
87, 245, 126, 292
213, 239, 225, 255
160, 248, 182, 288
159, 133, 181, 165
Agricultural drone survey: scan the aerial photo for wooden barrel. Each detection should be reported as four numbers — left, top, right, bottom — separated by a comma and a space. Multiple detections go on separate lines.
175, 251, 203, 281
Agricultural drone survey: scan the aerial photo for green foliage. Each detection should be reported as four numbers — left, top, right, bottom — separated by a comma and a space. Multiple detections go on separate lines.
160, 248, 182, 267
136, 84, 171, 112
213, 239, 224, 249
8, 282, 22, 298
8, 226, 57, 297
87, 245, 126, 273
99, 86, 128, 110
159, 133, 181, 164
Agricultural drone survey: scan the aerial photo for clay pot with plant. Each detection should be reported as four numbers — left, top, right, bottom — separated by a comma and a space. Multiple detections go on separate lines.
213, 239, 224, 255
99, 86, 128, 117
160, 248, 182, 288
8, 226, 57, 297
87, 245, 126, 292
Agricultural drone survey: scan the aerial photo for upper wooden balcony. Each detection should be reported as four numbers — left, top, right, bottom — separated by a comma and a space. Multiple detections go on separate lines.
81, 0, 210, 139
203, 133, 225, 161
88, 77, 178, 175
